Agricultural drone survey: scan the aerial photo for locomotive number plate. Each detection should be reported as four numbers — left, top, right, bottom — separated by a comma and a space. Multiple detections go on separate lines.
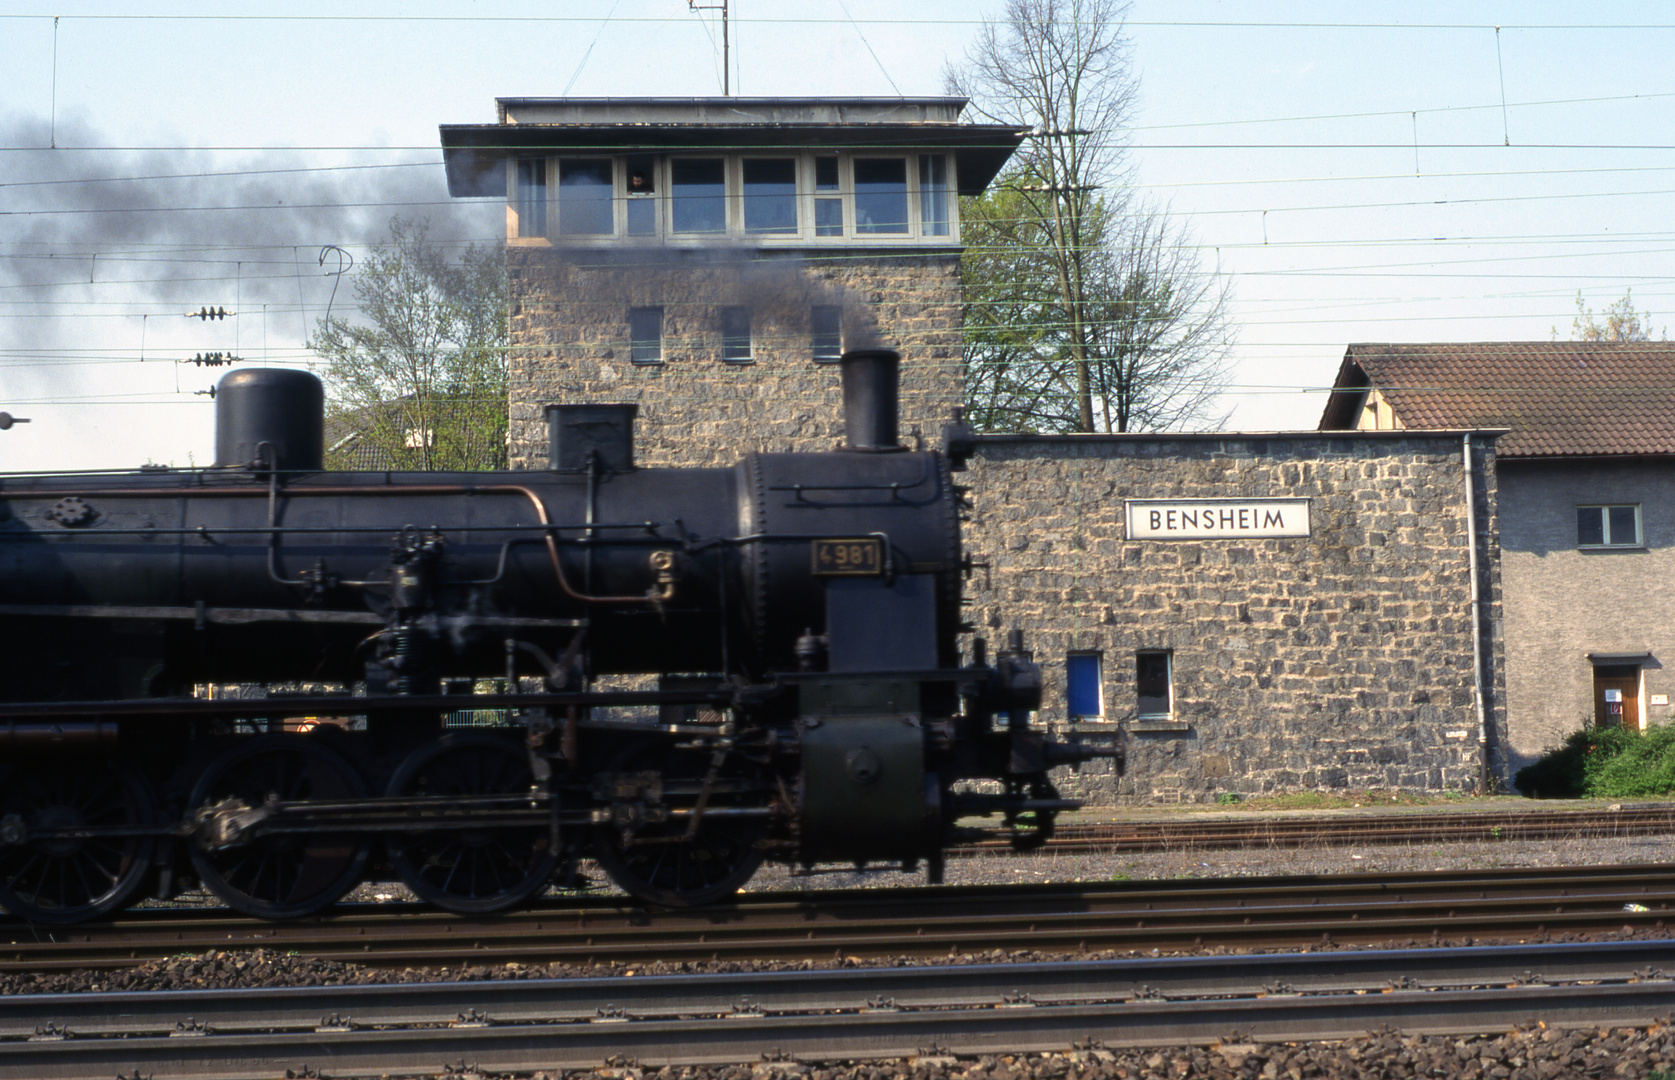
812, 537, 884, 576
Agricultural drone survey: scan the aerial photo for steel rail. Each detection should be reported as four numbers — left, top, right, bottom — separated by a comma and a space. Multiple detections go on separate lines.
1, 945, 1672, 1080
3, 865, 1672, 972
954, 805, 1675, 856
2, 939, 1671, 1038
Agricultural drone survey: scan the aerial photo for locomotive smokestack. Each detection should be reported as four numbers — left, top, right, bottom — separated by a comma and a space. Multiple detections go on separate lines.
214, 368, 324, 472
839, 348, 901, 452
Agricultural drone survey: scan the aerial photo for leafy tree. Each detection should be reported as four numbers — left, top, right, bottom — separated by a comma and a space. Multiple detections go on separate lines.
1561, 288, 1665, 342
949, 0, 1233, 433
309, 217, 507, 470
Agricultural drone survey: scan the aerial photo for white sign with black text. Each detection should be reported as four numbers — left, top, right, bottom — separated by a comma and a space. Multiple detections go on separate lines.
1125, 498, 1311, 540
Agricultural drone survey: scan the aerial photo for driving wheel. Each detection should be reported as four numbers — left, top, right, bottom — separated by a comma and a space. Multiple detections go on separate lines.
590, 735, 770, 908
385, 732, 558, 915
0, 759, 155, 924
187, 734, 369, 919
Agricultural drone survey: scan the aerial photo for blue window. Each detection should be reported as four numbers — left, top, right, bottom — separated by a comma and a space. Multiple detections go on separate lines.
1066, 652, 1103, 720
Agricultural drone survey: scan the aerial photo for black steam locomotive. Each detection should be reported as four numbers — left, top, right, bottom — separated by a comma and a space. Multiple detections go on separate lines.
0, 352, 1118, 922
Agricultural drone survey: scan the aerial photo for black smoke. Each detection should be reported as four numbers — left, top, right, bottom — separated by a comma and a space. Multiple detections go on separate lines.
0, 111, 500, 469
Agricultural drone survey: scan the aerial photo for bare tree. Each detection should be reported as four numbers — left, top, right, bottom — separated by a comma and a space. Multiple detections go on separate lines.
950, 0, 1234, 433
309, 217, 508, 470
1560, 289, 1666, 343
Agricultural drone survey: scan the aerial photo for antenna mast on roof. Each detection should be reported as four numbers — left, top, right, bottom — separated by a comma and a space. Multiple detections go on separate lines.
688, 0, 730, 96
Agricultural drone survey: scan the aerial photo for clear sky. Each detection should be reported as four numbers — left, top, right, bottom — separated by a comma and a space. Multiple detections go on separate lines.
3, 1, 1673, 470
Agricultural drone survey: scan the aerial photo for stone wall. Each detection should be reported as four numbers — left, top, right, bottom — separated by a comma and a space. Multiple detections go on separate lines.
962, 432, 1508, 803
506, 246, 963, 468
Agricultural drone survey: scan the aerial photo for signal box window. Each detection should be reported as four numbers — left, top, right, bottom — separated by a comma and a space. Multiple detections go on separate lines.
671, 158, 727, 235
743, 158, 798, 234
1066, 652, 1104, 721
1578, 504, 1641, 548
853, 158, 908, 234
721, 307, 753, 364
811, 305, 842, 363
515, 158, 547, 238
625, 155, 657, 237
557, 159, 613, 236
919, 154, 950, 236
814, 155, 844, 236
1136, 651, 1172, 718
629, 307, 663, 365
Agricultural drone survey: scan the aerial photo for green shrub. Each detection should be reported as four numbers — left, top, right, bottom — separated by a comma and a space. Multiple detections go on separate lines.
1515, 723, 1675, 798
1587, 722, 1675, 797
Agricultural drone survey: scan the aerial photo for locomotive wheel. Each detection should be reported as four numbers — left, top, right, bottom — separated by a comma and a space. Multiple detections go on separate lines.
0, 760, 155, 924
590, 736, 770, 908
187, 734, 370, 919
385, 732, 558, 915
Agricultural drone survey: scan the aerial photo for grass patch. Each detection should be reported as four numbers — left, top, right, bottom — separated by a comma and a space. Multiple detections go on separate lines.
1515, 723, 1675, 798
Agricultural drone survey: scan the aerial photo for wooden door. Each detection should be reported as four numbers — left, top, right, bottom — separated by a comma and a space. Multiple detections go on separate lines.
1594, 665, 1641, 729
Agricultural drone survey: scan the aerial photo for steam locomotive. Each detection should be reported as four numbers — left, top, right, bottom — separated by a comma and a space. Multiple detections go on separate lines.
0, 351, 1119, 922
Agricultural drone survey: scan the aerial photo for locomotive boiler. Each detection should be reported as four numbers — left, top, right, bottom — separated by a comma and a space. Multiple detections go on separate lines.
0, 351, 1120, 922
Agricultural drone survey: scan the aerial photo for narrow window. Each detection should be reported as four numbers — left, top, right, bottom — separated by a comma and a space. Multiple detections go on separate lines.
919, 154, 949, 236
814, 155, 844, 237
625, 155, 657, 237
629, 307, 663, 365
743, 158, 798, 234
721, 306, 752, 363
515, 157, 547, 238
811, 305, 842, 363
1066, 652, 1104, 721
557, 159, 613, 236
853, 158, 908, 234
671, 158, 727, 235
1136, 651, 1172, 718
1578, 504, 1641, 548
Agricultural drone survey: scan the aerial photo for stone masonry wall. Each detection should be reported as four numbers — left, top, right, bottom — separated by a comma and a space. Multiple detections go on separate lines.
962, 433, 1508, 804
506, 246, 963, 468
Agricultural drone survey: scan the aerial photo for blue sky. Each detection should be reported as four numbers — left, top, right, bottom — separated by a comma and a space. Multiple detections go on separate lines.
3, 1, 1673, 469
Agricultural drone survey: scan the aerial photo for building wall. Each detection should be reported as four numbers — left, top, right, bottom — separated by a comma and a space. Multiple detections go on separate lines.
1498, 459, 1675, 776
506, 246, 963, 468
962, 432, 1507, 803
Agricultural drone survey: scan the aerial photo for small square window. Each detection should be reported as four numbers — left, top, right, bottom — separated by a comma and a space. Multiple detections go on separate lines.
629, 307, 663, 365
1137, 651, 1172, 718
1067, 652, 1103, 720
1578, 504, 1641, 548
721, 306, 753, 364
811, 305, 842, 363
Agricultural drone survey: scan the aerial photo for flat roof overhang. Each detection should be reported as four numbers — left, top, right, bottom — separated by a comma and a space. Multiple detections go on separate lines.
439, 122, 1027, 198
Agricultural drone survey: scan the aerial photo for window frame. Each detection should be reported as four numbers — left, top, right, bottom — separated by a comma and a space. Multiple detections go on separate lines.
514, 157, 548, 239
1577, 503, 1643, 549
1066, 651, 1105, 722
721, 306, 753, 364
507, 151, 959, 246
1136, 650, 1173, 720
811, 305, 843, 363
628, 306, 664, 365
554, 157, 616, 238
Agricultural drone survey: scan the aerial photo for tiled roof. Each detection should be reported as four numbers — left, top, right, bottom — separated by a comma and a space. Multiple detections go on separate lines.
1320, 342, 1675, 458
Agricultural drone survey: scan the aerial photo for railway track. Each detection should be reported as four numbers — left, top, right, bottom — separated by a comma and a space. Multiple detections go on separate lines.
958, 803, 1675, 855
4, 864, 1672, 972
2, 940, 1671, 1080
